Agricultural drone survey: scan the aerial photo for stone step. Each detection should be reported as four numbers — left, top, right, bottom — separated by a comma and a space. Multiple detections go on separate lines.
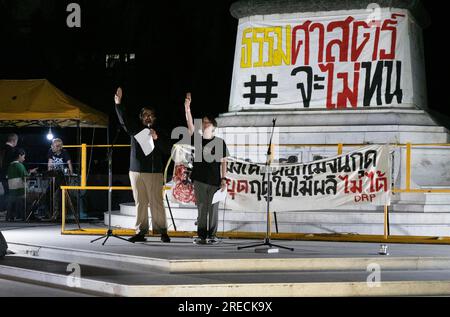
121, 202, 383, 216
396, 192, 450, 205
217, 112, 446, 131
395, 193, 426, 204
118, 203, 450, 223
106, 211, 450, 236
392, 204, 450, 213
8, 242, 450, 274
113, 196, 450, 235
219, 125, 448, 134
424, 193, 450, 204
118, 206, 384, 223
4, 255, 450, 297
221, 132, 449, 149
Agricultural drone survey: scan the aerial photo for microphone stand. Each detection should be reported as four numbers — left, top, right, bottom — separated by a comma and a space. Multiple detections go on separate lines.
91, 126, 131, 245
238, 119, 294, 252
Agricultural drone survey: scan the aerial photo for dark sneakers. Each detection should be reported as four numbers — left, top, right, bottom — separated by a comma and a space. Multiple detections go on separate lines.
129, 233, 171, 243
193, 236, 220, 245
193, 237, 207, 245
161, 233, 171, 243
129, 233, 170, 243
128, 234, 147, 243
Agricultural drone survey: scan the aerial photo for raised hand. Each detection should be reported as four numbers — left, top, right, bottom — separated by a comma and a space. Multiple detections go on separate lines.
115, 87, 123, 105
184, 92, 194, 135
184, 92, 192, 113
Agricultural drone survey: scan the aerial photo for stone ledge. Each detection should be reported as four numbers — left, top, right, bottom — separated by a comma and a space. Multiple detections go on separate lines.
217, 110, 440, 127
230, 0, 430, 27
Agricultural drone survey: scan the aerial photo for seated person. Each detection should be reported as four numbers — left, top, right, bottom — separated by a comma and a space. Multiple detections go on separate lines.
7, 148, 37, 221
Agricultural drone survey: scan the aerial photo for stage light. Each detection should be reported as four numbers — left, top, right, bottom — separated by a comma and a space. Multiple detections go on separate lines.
46, 128, 54, 140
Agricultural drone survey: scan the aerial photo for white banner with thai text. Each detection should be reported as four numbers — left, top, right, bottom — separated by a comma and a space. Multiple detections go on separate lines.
224, 145, 391, 211
229, 9, 412, 110
168, 144, 391, 212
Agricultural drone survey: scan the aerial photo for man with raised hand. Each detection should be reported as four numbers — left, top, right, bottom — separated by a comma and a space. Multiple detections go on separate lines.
114, 87, 171, 243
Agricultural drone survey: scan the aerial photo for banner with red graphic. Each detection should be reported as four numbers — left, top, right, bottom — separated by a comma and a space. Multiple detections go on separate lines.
168, 144, 391, 212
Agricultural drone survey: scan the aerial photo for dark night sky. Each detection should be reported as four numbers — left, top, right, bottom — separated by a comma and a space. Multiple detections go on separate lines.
422, 1, 446, 117
0, 0, 447, 173
0, 1, 446, 116
0, 0, 238, 129
0, 0, 237, 173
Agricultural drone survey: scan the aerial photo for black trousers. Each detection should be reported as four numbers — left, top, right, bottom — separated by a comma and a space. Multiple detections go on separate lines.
0, 179, 8, 211
194, 181, 220, 239
7, 195, 25, 221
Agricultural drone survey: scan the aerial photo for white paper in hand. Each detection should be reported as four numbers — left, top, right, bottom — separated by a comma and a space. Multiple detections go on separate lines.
212, 189, 227, 204
134, 128, 155, 156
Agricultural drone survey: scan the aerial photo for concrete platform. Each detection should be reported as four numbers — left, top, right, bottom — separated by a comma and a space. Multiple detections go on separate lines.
108, 202, 450, 237
0, 276, 93, 297
2, 222, 450, 296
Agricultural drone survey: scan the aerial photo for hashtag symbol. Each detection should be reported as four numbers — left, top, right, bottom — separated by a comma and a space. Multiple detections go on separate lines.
243, 74, 278, 105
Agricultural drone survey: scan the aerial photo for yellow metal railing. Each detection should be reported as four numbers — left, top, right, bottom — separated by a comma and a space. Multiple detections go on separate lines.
58, 143, 450, 244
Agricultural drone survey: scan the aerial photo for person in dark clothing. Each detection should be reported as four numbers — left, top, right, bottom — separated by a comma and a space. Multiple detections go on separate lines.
0, 230, 8, 258
114, 87, 172, 243
6, 148, 37, 221
47, 138, 73, 175
0, 134, 18, 212
47, 138, 73, 220
184, 93, 229, 245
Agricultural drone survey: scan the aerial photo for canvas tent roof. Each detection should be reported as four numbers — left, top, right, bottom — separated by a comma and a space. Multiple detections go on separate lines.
0, 79, 108, 128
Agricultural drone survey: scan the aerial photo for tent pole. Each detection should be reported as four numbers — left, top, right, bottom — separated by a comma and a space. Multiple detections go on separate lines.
77, 121, 81, 220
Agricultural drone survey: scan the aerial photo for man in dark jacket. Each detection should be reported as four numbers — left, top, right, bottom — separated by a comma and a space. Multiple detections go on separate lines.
0, 134, 18, 212
114, 87, 171, 243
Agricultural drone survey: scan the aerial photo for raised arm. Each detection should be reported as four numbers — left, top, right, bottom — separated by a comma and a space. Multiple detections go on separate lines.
114, 87, 138, 136
184, 92, 195, 136
114, 87, 122, 106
